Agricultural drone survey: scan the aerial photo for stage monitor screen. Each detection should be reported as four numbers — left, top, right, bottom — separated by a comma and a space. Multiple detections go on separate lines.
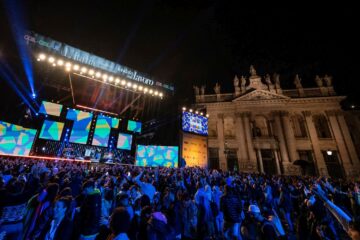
0, 121, 37, 156
39, 101, 63, 116
182, 111, 208, 136
117, 133, 133, 150
92, 116, 119, 147
66, 109, 93, 144
127, 120, 141, 133
135, 145, 178, 167
39, 120, 64, 141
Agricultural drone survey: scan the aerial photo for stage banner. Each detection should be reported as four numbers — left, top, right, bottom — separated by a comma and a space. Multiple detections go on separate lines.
66, 109, 93, 144
0, 121, 37, 156
136, 145, 178, 167
38, 101, 63, 116
39, 120, 64, 141
92, 115, 119, 147
181, 132, 208, 168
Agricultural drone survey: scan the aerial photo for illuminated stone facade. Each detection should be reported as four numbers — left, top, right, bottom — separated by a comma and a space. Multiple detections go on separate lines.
194, 67, 360, 178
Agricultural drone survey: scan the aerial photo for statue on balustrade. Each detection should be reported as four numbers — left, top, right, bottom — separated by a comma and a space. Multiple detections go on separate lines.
193, 85, 199, 95
200, 85, 205, 95
315, 75, 323, 87
323, 74, 333, 87
294, 74, 303, 89
249, 65, 257, 77
214, 83, 221, 94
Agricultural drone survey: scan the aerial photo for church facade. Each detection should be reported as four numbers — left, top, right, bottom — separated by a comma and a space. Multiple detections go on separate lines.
194, 66, 360, 178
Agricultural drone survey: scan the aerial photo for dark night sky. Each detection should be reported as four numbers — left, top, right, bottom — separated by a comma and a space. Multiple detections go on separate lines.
1, 2, 359, 121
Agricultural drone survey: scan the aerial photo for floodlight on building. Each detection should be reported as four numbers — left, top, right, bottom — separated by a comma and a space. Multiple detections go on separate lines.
182, 107, 186, 111
189, 109, 193, 113
39, 53, 46, 60
206, 114, 209, 117
326, 150, 333, 156
73, 64, 80, 71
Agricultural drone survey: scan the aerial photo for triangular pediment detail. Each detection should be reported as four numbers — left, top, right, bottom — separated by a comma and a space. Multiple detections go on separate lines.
233, 90, 290, 102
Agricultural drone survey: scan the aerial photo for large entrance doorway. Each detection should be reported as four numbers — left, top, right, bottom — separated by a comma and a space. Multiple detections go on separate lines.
226, 149, 239, 172
208, 148, 220, 170
322, 151, 344, 178
261, 149, 277, 175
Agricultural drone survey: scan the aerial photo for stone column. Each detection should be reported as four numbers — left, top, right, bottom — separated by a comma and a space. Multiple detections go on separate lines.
326, 110, 353, 176
216, 113, 227, 170
235, 113, 248, 166
274, 150, 282, 175
337, 112, 360, 169
243, 112, 257, 166
303, 111, 328, 176
272, 111, 290, 164
281, 111, 299, 162
256, 149, 264, 173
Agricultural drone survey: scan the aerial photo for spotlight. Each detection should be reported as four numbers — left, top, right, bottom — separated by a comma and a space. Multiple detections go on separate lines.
57, 59, 64, 66
121, 80, 126, 85
88, 69, 95, 75
115, 78, 120, 84
95, 72, 101, 78
39, 53, 46, 60
52, 63, 56, 67
32, 93, 36, 99
351, 105, 355, 109
149, 89, 153, 94
65, 62, 72, 68
159, 92, 163, 97
126, 82, 132, 87
154, 91, 159, 96
102, 74, 108, 81
132, 84, 138, 90
195, 111, 199, 114
138, 85, 143, 91
42, 147, 46, 151
48, 57, 55, 63
109, 76, 114, 82
189, 109, 193, 112
81, 67, 87, 73
182, 107, 186, 111
73, 65, 80, 71
326, 150, 333, 156
200, 112, 203, 115
144, 87, 148, 93
206, 114, 209, 117
65, 67, 71, 72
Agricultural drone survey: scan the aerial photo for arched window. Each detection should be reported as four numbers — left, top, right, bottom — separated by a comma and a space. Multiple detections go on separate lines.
291, 114, 308, 138
254, 115, 269, 137
313, 114, 332, 138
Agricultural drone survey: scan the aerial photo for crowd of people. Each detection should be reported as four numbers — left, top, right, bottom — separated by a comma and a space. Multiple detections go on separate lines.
1, 156, 360, 240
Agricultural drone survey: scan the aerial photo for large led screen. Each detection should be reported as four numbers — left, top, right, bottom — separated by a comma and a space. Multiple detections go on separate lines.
92, 116, 119, 147
135, 145, 178, 167
39, 120, 64, 141
39, 101, 63, 116
66, 109, 93, 144
127, 120, 141, 133
117, 133, 133, 150
0, 121, 37, 156
182, 112, 208, 136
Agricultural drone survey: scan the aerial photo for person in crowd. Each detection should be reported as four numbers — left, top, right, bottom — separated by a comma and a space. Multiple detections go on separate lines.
108, 207, 131, 240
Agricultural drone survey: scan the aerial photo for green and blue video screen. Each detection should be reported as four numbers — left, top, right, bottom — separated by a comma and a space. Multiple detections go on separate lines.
92, 115, 119, 147
39, 120, 64, 141
127, 120, 141, 133
117, 133, 133, 150
182, 112, 208, 136
135, 145, 178, 167
0, 121, 37, 156
66, 109, 93, 144
39, 101, 63, 116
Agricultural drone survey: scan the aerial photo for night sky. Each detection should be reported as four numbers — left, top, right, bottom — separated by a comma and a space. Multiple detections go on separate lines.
0, 2, 359, 143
